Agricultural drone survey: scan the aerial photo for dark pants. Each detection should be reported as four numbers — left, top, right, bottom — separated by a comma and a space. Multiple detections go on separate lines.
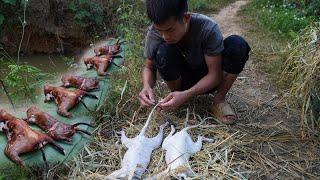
152, 35, 251, 90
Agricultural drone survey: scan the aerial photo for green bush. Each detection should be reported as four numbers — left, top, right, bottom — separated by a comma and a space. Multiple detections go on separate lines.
3, 63, 49, 101
68, 0, 104, 27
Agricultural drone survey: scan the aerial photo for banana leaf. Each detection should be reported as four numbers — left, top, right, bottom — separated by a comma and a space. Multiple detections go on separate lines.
0, 38, 125, 169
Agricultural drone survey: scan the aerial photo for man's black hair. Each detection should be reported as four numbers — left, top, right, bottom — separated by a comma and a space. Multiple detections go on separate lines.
146, 0, 188, 24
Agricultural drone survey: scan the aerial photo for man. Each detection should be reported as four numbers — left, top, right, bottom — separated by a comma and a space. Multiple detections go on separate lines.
139, 0, 251, 124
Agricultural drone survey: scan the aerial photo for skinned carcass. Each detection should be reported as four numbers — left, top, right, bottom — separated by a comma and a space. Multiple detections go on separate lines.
106, 104, 168, 180
153, 124, 214, 179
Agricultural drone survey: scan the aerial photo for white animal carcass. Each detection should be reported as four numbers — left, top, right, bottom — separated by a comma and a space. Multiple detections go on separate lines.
154, 124, 214, 179
106, 104, 168, 180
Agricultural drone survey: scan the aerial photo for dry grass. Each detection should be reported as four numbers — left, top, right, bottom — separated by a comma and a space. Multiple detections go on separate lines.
279, 23, 320, 135
43, 69, 320, 179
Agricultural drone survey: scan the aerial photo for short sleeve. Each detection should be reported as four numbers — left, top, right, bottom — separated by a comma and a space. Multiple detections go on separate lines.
202, 24, 224, 56
144, 26, 164, 59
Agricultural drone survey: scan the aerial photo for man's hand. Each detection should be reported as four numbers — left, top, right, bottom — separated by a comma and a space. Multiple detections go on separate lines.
159, 91, 191, 111
139, 86, 156, 107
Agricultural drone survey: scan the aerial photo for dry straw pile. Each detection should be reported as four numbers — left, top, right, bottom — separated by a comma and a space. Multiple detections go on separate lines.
280, 22, 320, 134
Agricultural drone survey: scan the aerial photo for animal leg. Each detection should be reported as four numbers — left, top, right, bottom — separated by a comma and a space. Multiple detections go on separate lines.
57, 106, 72, 117
90, 87, 101, 92
189, 136, 214, 154
98, 71, 111, 76
75, 128, 92, 135
4, 150, 24, 167
85, 92, 98, 99
118, 130, 133, 148
162, 125, 175, 148
52, 132, 73, 143
60, 137, 73, 144
149, 122, 168, 148
79, 99, 94, 112
106, 168, 128, 179
72, 122, 94, 128
40, 145, 49, 168
57, 99, 73, 117
47, 137, 66, 155
110, 61, 121, 68
73, 122, 93, 135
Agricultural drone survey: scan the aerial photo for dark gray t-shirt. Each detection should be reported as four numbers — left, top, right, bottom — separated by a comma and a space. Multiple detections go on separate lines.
144, 13, 224, 68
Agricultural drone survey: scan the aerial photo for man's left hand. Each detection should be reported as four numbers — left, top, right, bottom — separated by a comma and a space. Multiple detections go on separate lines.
159, 91, 191, 111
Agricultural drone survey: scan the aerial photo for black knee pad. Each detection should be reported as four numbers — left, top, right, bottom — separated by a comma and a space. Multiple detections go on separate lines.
222, 35, 251, 74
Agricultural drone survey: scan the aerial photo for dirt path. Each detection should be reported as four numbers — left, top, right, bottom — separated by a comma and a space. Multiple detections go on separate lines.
211, 0, 278, 109
212, 0, 248, 36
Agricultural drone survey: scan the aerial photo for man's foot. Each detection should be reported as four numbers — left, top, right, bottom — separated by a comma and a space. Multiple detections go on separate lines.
209, 101, 237, 125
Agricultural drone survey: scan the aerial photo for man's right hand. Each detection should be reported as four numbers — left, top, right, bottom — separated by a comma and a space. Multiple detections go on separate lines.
139, 86, 156, 107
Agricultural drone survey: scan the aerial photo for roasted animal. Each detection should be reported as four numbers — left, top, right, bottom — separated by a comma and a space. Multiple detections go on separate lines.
61, 75, 100, 91
44, 85, 98, 117
0, 109, 65, 168
26, 106, 93, 143
83, 55, 113, 76
106, 104, 168, 179
94, 39, 122, 56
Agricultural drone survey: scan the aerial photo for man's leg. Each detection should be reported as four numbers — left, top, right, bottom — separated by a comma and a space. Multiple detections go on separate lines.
212, 73, 237, 104
165, 77, 182, 92
211, 35, 251, 124
153, 43, 185, 92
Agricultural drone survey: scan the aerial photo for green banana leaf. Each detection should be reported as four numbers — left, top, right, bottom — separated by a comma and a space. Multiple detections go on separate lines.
0, 38, 125, 169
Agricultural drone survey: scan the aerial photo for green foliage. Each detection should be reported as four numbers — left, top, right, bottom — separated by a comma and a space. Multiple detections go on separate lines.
1, 0, 16, 5
62, 56, 77, 68
253, 0, 318, 39
189, 0, 208, 11
101, 0, 148, 110
68, 0, 104, 27
0, 166, 29, 179
116, 1, 148, 57
259, 5, 310, 39
189, 0, 236, 13
2, 62, 49, 100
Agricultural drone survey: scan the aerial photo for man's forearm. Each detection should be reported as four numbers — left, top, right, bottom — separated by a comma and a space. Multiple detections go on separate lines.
184, 73, 221, 97
142, 67, 156, 88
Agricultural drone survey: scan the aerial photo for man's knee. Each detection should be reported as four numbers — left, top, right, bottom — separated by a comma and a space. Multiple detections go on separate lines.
153, 43, 183, 81
222, 35, 251, 75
